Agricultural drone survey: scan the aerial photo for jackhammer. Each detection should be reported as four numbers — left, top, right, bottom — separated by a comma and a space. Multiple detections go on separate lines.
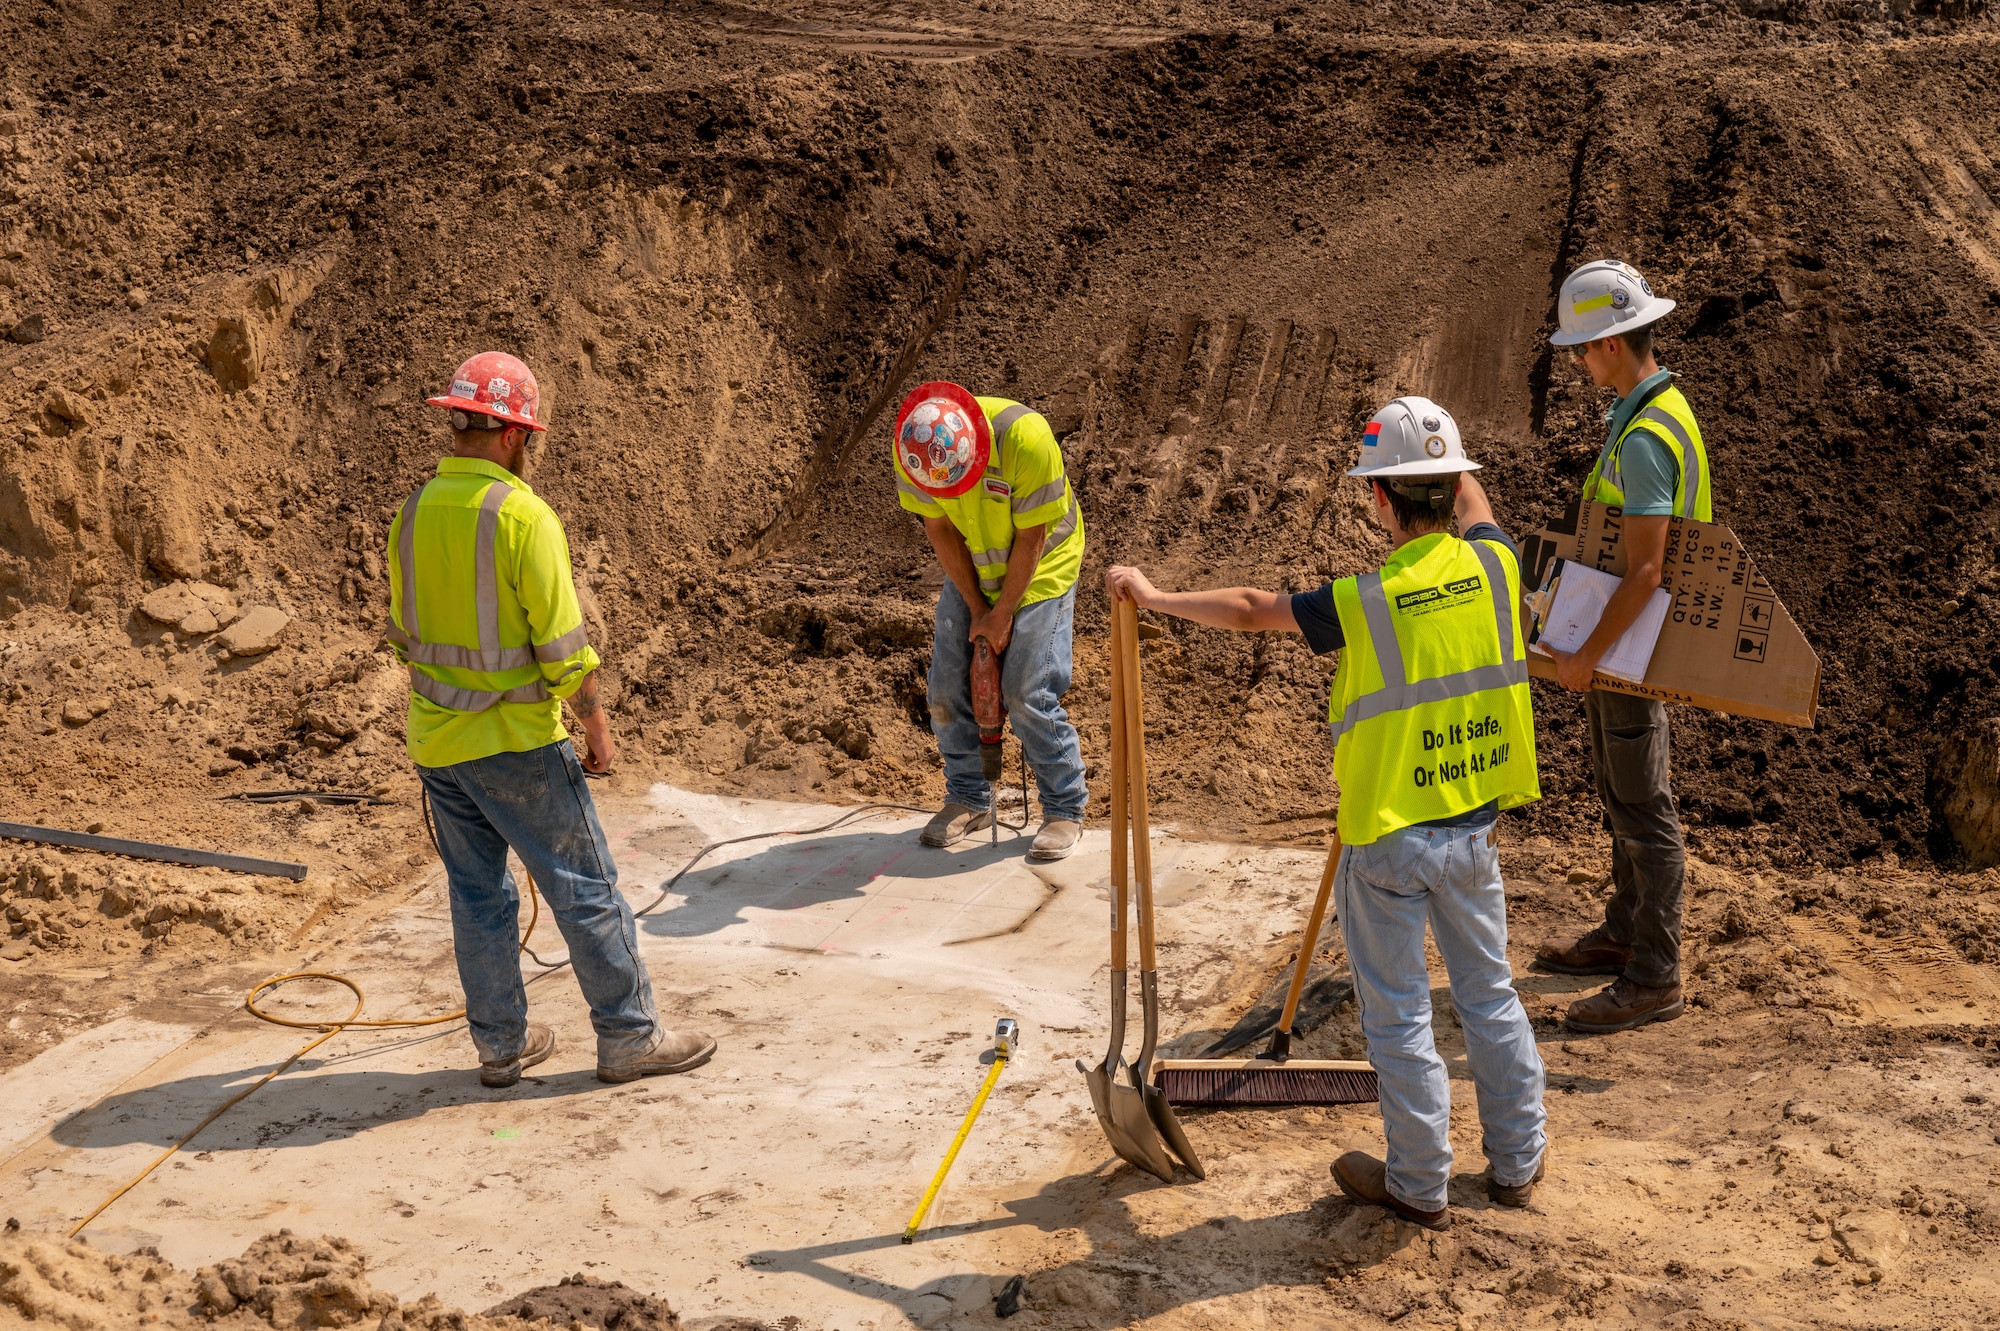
972, 636, 1007, 846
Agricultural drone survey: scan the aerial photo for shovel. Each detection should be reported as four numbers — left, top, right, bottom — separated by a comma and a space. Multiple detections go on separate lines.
1076, 597, 1178, 1184
1117, 598, 1204, 1180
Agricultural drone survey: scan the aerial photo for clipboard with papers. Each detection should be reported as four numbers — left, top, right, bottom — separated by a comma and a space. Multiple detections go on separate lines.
1525, 558, 1670, 684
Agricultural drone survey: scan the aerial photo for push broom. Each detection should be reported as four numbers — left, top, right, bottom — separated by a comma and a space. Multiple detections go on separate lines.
1152, 830, 1379, 1107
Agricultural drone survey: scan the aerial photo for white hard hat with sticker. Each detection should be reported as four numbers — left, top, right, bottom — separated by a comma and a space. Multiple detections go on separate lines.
1346, 396, 1480, 478
1552, 259, 1677, 347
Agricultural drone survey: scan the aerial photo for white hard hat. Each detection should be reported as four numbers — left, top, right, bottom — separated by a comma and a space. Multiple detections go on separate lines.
1551, 259, 1676, 347
1346, 396, 1480, 479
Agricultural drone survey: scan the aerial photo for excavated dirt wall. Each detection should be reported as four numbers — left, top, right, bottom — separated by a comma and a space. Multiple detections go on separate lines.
2, 0, 2000, 963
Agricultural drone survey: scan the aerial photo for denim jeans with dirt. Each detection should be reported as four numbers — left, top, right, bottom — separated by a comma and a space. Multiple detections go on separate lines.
1336, 821, 1547, 1211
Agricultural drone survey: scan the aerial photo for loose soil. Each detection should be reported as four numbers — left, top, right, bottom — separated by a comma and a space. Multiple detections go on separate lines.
4, 0, 2000, 1326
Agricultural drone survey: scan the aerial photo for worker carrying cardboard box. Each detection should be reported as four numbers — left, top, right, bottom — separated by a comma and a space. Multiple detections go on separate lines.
1535, 260, 1713, 1034
1105, 397, 1547, 1231
387, 352, 715, 1088
892, 382, 1088, 860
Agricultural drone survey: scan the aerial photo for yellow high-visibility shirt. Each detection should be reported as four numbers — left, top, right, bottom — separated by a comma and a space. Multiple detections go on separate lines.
385, 457, 601, 769
893, 397, 1084, 606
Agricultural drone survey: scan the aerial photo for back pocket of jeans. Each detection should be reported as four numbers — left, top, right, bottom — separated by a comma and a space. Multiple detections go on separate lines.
472, 746, 552, 805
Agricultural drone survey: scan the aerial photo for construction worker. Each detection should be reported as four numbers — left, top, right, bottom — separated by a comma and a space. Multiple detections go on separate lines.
892, 381, 1087, 860
1106, 397, 1545, 1230
1535, 260, 1710, 1035
388, 352, 713, 1089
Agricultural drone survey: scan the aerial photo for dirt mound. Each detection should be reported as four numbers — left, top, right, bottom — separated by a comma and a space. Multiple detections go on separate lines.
2, 2, 1999, 1018
484, 1272, 681, 1329
0, 1227, 617, 1330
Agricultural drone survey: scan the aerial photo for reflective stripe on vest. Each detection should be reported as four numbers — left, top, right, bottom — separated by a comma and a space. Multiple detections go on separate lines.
1330, 542, 1527, 743
972, 494, 1082, 593
988, 403, 1032, 470
388, 479, 586, 711
1586, 383, 1711, 522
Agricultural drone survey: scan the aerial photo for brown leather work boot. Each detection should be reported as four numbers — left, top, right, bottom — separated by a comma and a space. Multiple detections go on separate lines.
1564, 976, 1684, 1034
480, 1023, 556, 1089
1488, 1160, 1546, 1208
1535, 926, 1632, 976
1330, 1151, 1451, 1231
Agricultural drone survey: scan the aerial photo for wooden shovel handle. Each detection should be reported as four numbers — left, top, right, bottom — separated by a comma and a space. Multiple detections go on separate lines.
1107, 596, 1129, 974
1278, 830, 1344, 1035
1116, 599, 1160, 972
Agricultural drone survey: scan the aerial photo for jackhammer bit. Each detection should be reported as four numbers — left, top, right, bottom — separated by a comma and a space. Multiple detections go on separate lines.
972, 636, 1005, 846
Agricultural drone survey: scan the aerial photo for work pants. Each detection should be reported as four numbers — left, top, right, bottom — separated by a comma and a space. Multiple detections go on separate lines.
927, 582, 1088, 823
1337, 821, 1547, 1211
1585, 690, 1687, 988
418, 739, 658, 1066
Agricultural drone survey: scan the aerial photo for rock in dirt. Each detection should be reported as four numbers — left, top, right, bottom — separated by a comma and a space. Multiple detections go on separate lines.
1834, 1212, 1909, 1272
6, 312, 43, 344
138, 581, 240, 634
1938, 718, 2000, 867
482, 1272, 681, 1328
0, 939, 33, 962
61, 697, 111, 726
219, 606, 290, 657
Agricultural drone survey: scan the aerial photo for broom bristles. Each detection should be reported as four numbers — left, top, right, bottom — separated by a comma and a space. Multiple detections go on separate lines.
1155, 1063, 1379, 1107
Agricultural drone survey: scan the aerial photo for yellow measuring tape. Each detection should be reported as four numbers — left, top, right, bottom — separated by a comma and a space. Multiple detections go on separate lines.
902, 1018, 1019, 1244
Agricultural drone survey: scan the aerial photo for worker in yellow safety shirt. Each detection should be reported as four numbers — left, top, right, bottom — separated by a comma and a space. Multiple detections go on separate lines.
892, 381, 1088, 860
1534, 259, 1711, 1036
1105, 397, 1546, 1231
388, 351, 713, 1089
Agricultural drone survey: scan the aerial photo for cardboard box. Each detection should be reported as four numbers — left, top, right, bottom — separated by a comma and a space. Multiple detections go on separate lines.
1517, 500, 1821, 728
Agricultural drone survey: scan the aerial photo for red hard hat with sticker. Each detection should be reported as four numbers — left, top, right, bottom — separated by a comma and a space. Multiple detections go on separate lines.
426, 351, 548, 432
892, 381, 990, 499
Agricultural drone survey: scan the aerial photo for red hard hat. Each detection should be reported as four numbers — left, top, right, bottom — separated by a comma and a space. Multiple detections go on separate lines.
892, 381, 989, 499
426, 351, 548, 432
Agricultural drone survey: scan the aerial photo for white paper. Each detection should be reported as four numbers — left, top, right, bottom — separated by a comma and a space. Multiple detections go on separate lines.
1532, 561, 1669, 683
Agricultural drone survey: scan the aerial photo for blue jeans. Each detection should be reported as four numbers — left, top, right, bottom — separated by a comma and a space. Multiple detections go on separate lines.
1335, 822, 1546, 1210
927, 582, 1088, 822
418, 740, 658, 1066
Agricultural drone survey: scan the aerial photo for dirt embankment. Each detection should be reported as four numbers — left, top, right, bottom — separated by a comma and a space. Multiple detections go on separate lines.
2, 2, 1999, 981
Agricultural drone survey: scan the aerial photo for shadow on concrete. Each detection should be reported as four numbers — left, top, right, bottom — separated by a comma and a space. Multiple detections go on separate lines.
741, 1155, 1521, 1325
634, 824, 1039, 940
48, 1063, 613, 1150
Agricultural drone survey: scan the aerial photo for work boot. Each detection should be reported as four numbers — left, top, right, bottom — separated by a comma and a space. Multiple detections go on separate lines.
921, 803, 993, 848
1563, 977, 1684, 1034
480, 1023, 556, 1089
1534, 925, 1632, 976
1487, 1160, 1547, 1208
597, 1028, 717, 1084
1330, 1151, 1451, 1231
1028, 818, 1082, 861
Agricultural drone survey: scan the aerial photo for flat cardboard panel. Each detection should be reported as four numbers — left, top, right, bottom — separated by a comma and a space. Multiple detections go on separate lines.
1517, 499, 1820, 728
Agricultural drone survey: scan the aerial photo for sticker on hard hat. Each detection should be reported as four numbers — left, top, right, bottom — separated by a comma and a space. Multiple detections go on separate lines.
490, 401, 510, 415
1641, 277, 1654, 296
1424, 436, 1446, 458
1362, 422, 1382, 447
1422, 416, 1441, 433
1610, 289, 1630, 309
451, 379, 478, 398
488, 377, 513, 399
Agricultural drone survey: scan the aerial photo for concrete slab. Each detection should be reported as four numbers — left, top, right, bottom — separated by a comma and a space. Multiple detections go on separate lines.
0, 785, 1338, 1328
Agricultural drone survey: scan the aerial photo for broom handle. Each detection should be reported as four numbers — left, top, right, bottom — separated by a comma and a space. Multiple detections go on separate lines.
1277, 831, 1344, 1037
1117, 600, 1157, 970
1108, 600, 1129, 977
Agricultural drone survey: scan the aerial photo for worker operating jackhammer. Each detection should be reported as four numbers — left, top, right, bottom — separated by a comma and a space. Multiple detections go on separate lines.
388, 352, 714, 1089
892, 381, 1088, 860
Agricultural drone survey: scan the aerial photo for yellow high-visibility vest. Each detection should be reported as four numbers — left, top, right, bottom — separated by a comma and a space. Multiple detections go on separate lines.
1584, 379, 1712, 521
385, 457, 600, 768
1327, 533, 1539, 845
894, 398, 1084, 606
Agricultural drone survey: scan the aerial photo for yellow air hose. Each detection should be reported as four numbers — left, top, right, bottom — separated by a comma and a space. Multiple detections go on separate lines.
67, 872, 548, 1238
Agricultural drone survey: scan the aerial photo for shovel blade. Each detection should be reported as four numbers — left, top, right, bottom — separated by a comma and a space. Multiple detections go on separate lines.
1139, 1080, 1205, 1180
1077, 1059, 1178, 1182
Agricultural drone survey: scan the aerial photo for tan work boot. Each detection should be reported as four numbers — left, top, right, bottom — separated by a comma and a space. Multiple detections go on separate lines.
1564, 977, 1684, 1034
480, 1023, 556, 1088
921, 803, 994, 847
1330, 1151, 1450, 1230
1487, 1159, 1546, 1208
597, 1028, 717, 1083
1028, 819, 1081, 861
1535, 925, 1632, 976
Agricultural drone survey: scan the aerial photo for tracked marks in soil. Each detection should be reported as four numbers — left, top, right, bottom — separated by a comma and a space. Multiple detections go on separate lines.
1790, 913, 2000, 1026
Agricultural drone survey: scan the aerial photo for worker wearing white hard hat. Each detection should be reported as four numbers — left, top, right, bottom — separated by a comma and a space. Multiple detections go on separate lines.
1535, 259, 1712, 1038
1106, 395, 1547, 1230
